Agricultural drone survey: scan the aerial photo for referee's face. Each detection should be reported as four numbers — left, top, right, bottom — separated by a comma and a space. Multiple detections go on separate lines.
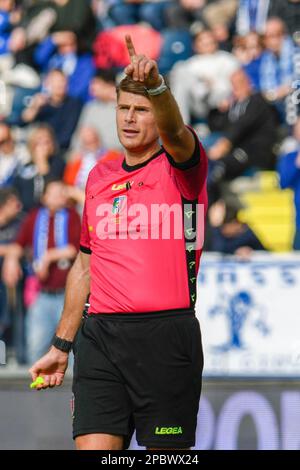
116, 91, 159, 154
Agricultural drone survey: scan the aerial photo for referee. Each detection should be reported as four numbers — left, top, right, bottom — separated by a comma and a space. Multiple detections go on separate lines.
29, 36, 208, 450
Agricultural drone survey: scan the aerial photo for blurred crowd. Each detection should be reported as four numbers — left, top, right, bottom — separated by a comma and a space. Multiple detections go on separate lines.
0, 0, 300, 364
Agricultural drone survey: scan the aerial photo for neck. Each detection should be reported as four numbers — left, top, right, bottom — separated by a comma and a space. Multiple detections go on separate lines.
51, 95, 64, 106
35, 158, 50, 175
2, 143, 14, 155
48, 208, 60, 215
124, 142, 161, 167
237, 91, 251, 102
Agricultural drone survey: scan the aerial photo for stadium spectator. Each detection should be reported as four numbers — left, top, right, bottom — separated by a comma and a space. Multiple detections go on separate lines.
165, 0, 209, 29
64, 126, 122, 208
91, 0, 112, 30
232, 32, 264, 90
259, 18, 294, 115
277, 117, 300, 249
50, 0, 96, 51
199, 0, 238, 52
6, 0, 96, 76
0, 188, 23, 246
170, 28, 239, 123
0, 0, 44, 124
207, 69, 278, 199
235, 0, 271, 36
208, 196, 265, 256
0, 187, 26, 362
108, 0, 170, 31
72, 69, 121, 150
279, 113, 300, 154
13, 124, 65, 212
0, 0, 20, 58
22, 69, 82, 150
0, 122, 30, 187
268, 0, 300, 40
165, 0, 237, 34
9, 0, 96, 52
2, 178, 81, 363
34, 32, 96, 103
7, 1, 56, 73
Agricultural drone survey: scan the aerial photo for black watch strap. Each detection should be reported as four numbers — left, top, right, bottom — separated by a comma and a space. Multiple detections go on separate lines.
52, 335, 73, 353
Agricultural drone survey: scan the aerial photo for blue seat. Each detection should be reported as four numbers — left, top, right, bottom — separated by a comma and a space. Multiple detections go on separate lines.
158, 29, 193, 75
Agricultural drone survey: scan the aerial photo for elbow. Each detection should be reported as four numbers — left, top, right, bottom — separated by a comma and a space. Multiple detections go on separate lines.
173, 127, 189, 144
161, 125, 186, 143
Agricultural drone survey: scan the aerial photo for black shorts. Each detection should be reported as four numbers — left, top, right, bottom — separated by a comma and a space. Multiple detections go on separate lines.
72, 308, 203, 449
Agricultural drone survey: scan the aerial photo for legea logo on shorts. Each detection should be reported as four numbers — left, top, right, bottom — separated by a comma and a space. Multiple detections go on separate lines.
155, 426, 183, 435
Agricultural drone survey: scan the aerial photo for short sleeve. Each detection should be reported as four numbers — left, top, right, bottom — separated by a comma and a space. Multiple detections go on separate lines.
79, 201, 91, 254
165, 127, 208, 201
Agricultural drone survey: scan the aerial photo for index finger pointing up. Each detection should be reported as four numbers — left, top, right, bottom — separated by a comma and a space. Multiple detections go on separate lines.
125, 34, 136, 59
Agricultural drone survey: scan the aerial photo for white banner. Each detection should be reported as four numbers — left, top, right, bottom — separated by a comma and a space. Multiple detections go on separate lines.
196, 253, 300, 377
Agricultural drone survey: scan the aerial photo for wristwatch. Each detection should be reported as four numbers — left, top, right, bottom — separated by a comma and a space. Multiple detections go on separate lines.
52, 335, 73, 353
146, 74, 168, 96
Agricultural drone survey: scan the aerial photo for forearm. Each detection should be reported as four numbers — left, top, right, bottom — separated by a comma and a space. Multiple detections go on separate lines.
149, 88, 185, 139
22, 105, 39, 123
5, 243, 24, 259
208, 137, 232, 160
149, 86, 195, 163
55, 252, 90, 342
0, 245, 8, 257
2, 244, 24, 287
46, 244, 78, 263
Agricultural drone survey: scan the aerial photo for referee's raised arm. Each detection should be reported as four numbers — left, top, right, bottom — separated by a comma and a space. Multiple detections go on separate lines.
124, 35, 195, 164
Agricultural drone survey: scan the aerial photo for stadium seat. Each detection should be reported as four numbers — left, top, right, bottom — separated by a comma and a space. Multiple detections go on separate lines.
235, 171, 295, 251
158, 29, 193, 75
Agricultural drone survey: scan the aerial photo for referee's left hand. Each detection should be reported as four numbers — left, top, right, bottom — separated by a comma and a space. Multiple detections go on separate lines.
124, 34, 161, 90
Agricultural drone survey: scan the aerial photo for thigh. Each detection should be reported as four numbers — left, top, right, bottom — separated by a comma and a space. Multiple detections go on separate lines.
72, 318, 134, 448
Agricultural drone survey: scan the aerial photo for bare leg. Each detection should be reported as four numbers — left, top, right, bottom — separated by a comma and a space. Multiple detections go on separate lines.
76, 433, 124, 450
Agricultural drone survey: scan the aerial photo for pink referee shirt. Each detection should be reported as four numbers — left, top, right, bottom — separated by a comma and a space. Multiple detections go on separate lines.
80, 129, 208, 314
